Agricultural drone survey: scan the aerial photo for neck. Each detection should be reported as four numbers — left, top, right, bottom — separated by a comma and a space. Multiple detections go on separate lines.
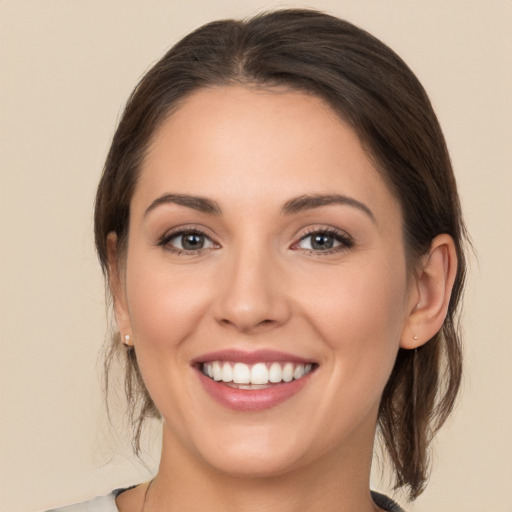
146, 421, 382, 512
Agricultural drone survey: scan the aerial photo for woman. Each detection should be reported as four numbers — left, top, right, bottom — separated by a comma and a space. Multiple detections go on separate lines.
51, 8, 466, 512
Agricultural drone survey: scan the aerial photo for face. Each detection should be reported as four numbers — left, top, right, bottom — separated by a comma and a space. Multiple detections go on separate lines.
114, 86, 416, 477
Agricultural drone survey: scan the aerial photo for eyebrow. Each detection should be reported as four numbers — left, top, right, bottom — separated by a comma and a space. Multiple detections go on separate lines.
281, 194, 375, 222
144, 193, 222, 217
143, 192, 375, 222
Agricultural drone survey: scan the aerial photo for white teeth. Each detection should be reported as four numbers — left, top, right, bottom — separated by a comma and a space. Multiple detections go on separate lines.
221, 362, 232, 382
282, 362, 294, 382
251, 363, 269, 385
269, 362, 282, 383
232, 362, 251, 384
293, 365, 304, 380
202, 361, 314, 386
212, 361, 222, 381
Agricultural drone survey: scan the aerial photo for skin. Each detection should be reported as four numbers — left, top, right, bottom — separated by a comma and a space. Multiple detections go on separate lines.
111, 86, 457, 512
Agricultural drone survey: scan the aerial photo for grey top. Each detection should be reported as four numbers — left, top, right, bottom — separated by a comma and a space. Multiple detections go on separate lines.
46, 488, 404, 512
45, 492, 118, 512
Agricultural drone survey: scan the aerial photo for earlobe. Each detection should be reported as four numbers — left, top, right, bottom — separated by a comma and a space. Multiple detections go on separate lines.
106, 232, 132, 339
401, 234, 458, 349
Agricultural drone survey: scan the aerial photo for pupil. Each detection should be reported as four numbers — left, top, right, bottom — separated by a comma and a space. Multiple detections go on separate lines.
312, 233, 333, 250
182, 233, 204, 250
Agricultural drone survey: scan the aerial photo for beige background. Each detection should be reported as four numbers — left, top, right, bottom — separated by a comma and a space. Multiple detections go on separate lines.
1, 1, 511, 511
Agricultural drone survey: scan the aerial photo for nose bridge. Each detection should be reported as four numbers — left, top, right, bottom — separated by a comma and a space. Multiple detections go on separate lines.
214, 236, 289, 332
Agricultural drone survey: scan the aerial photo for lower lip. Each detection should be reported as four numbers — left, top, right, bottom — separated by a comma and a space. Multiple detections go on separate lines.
196, 369, 314, 411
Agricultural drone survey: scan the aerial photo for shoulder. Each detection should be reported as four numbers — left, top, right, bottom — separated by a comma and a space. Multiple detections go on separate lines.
46, 488, 403, 512
371, 490, 405, 512
45, 491, 120, 512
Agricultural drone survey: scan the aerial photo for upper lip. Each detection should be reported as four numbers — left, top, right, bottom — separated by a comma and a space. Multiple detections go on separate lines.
191, 349, 317, 365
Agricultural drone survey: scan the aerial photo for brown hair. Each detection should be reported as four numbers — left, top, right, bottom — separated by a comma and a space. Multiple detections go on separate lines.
94, 9, 467, 500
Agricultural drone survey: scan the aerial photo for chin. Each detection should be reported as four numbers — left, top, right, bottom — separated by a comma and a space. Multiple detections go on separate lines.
203, 445, 309, 479
183, 421, 315, 478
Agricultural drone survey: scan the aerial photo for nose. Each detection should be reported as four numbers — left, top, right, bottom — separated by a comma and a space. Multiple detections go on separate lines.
213, 244, 291, 334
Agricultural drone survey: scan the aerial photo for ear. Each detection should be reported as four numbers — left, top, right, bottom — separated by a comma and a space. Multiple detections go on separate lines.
106, 232, 133, 346
401, 234, 458, 349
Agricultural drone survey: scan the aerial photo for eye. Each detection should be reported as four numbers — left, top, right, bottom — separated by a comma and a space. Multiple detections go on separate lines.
160, 229, 217, 253
293, 229, 353, 253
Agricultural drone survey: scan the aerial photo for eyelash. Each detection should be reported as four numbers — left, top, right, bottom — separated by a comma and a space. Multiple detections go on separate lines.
292, 227, 354, 256
157, 226, 219, 256
157, 226, 354, 256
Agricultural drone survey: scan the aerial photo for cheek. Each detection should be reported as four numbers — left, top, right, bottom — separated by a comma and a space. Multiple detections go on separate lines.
124, 251, 213, 354
122, 251, 216, 429
305, 254, 407, 332
291, 259, 408, 443
299, 256, 408, 383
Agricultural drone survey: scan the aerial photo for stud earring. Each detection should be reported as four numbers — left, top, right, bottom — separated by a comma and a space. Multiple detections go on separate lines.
123, 334, 132, 346
413, 335, 418, 341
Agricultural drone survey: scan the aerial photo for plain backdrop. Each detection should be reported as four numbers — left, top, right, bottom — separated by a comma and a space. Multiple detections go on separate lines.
1, 1, 511, 511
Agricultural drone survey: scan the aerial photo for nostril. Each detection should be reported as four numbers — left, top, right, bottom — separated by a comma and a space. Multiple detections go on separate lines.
218, 317, 276, 331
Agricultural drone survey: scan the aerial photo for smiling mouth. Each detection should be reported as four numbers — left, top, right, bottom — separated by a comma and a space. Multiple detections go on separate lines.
200, 361, 316, 389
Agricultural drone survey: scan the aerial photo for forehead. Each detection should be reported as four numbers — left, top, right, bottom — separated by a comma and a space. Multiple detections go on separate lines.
135, 85, 400, 222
